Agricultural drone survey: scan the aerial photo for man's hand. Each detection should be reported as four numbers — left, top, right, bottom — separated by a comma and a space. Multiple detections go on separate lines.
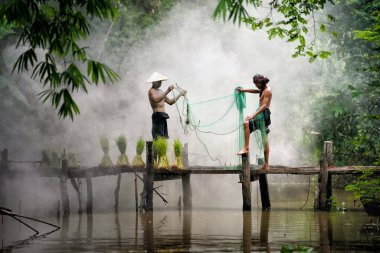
181, 90, 187, 97
245, 115, 253, 121
167, 85, 174, 92
236, 87, 243, 92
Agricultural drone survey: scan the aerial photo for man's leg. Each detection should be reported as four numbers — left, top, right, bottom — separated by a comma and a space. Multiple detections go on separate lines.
263, 141, 269, 170
237, 120, 250, 155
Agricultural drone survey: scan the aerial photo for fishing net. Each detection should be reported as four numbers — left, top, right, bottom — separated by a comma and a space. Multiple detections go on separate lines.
173, 86, 267, 168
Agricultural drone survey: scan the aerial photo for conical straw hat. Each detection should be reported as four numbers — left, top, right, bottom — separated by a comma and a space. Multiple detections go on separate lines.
145, 72, 168, 83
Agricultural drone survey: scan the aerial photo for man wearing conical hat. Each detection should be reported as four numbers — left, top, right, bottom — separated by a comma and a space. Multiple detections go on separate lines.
147, 72, 186, 139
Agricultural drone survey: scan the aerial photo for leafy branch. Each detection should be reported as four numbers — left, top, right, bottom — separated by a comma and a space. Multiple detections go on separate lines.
0, 0, 120, 120
213, 0, 335, 61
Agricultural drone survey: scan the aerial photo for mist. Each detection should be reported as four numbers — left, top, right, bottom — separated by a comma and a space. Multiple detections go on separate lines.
0, 1, 322, 214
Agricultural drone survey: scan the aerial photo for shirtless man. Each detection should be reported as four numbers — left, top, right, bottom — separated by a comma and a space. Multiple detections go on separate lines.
146, 72, 186, 139
236, 74, 272, 170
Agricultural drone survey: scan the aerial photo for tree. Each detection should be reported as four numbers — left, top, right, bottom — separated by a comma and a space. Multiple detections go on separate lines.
0, 0, 120, 120
213, 0, 334, 61
307, 0, 380, 166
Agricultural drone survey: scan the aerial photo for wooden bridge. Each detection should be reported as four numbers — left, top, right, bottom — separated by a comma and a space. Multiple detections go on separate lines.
1, 141, 379, 214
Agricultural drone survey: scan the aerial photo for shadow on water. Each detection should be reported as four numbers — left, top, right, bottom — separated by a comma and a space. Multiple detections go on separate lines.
1, 209, 380, 252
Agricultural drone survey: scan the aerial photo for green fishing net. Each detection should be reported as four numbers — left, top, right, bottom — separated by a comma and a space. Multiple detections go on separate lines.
174, 87, 267, 168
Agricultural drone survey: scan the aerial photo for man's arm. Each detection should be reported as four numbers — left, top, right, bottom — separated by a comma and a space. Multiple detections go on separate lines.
236, 87, 260, 93
165, 90, 187, 105
149, 86, 173, 103
246, 90, 271, 120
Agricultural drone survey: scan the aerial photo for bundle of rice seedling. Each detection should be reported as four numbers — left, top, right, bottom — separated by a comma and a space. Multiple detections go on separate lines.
99, 135, 113, 166
132, 137, 145, 167
115, 135, 130, 166
153, 136, 170, 169
172, 139, 184, 169
68, 152, 80, 167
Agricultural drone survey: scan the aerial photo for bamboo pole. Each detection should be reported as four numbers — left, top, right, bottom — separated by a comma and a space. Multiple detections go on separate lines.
241, 153, 251, 211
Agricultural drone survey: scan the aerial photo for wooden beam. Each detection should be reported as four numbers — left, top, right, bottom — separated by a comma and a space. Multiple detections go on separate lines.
144, 141, 154, 212
241, 153, 251, 211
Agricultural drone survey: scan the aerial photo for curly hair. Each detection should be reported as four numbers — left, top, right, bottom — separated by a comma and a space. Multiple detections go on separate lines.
253, 74, 269, 97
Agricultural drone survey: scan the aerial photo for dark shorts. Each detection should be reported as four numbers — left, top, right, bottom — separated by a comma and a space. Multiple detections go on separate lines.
152, 112, 170, 139
248, 108, 271, 134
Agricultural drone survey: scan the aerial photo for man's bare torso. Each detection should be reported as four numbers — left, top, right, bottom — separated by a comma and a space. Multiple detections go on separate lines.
259, 86, 272, 108
149, 88, 166, 113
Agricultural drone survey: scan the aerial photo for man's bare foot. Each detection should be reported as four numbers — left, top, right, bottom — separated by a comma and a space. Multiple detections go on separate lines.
237, 148, 249, 155
262, 163, 269, 170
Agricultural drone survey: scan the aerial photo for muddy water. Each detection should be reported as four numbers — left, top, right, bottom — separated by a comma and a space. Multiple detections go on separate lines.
1, 209, 379, 252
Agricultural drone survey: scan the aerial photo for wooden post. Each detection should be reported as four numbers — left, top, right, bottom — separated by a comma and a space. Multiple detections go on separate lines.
86, 175, 93, 214
114, 173, 121, 211
324, 141, 333, 208
70, 178, 82, 214
318, 141, 333, 211
258, 159, 271, 210
60, 158, 70, 215
144, 141, 154, 212
134, 173, 138, 213
182, 143, 192, 210
1, 149, 8, 170
0, 149, 8, 206
241, 153, 251, 211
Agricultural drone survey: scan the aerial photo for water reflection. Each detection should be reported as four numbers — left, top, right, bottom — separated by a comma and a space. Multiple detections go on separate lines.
242, 211, 251, 252
260, 211, 270, 252
1, 210, 379, 252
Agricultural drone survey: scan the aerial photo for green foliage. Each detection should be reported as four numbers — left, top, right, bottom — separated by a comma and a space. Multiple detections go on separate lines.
345, 169, 380, 204
106, 0, 178, 73
115, 135, 127, 154
329, 196, 347, 211
281, 244, 313, 253
213, 0, 334, 61
0, 0, 119, 120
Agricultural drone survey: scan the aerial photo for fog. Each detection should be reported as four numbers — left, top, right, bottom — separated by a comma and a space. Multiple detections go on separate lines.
0, 1, 323, 214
